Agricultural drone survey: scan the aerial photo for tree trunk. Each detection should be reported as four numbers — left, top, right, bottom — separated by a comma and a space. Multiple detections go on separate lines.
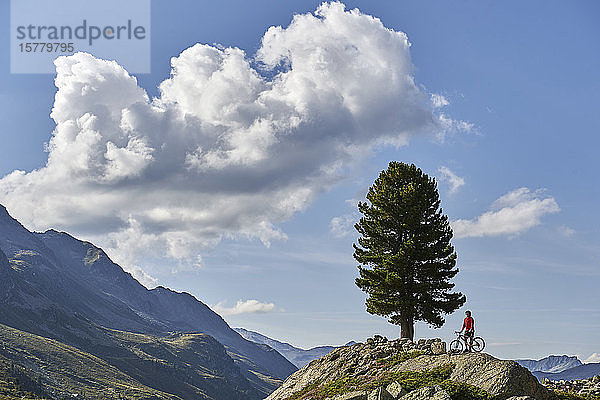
399, 317, 414, 341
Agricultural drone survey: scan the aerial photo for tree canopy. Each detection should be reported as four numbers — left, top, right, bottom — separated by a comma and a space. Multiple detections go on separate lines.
354, 162, 466, 340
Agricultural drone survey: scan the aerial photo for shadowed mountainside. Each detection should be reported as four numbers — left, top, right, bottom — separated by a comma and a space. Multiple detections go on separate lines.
0, 204, 296, 399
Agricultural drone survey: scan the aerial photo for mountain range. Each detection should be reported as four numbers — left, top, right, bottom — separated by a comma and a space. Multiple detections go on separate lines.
0, 204, 296, 399
516, 354, 600, 381
516, 355, 583, 373
234, 328, 355, 368
533, 363, 600, 382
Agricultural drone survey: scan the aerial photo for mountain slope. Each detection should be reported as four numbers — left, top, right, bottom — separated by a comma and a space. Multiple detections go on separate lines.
0, 323, 179, 399
517, 355, 582, 373
35, 229, 296, 385
533, 363, 600, 381
234, 328, 349, 368
0, 204, 296, 398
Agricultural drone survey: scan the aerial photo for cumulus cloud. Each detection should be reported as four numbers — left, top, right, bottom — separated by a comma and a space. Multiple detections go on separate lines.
452, 188, 560, 238
212, 299, 275, 316
0, 2, 464, 272
584, 353, 600, 364
438, 166, 465, 194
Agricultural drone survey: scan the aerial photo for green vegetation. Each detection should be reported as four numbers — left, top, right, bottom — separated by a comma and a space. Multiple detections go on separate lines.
0, 357, 46, 400
354, 162, 465, 340
379, 350, 424, 368
0, 321, 266, 400
0, 323, 180, 400
284, 363, 492, 400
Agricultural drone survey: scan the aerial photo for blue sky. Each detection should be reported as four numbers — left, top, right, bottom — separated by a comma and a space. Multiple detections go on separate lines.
0, 1, 599, 362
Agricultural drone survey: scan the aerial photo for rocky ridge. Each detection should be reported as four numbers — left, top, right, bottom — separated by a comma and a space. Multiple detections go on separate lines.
266, 335, 558, 400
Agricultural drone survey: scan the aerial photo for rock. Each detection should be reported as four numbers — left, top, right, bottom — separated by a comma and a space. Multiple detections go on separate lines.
506, 397, 537, 400
395, 353, 557, 400
400, 385, 451, 400
431, 341, 446, 355
386, 381, 406, 397
333, 391, 367, 400
367, 387, 394, 400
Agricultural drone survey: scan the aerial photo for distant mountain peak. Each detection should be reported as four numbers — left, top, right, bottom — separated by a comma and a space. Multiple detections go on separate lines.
235, 327, 349, 368
517, 354, 582, 374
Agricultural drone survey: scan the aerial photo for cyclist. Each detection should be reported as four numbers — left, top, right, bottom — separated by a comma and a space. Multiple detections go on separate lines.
459, 310, 475, 352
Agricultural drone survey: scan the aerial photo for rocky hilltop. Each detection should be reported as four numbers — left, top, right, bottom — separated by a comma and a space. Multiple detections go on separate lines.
266, 335, 558, 400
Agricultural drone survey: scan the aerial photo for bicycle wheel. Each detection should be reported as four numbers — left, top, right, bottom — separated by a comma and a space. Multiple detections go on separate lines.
472, 337, 485, 352
449, 339, 463, 354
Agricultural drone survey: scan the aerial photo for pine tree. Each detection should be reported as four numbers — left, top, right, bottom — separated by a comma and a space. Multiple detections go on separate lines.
354, 162, 466, 340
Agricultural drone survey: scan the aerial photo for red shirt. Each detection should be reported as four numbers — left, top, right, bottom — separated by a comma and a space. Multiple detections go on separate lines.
463, 316, 474, 331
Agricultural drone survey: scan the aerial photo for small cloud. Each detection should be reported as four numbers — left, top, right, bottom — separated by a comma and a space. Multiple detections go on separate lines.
584, 353, 600, 364
212, 299, 275, 316
436, 114, 475, 142
558, 225, 575, 237
438, 166, 465, 194
452, 187, 560, 238
330, 213, 358, 238
431, 93, 449, 108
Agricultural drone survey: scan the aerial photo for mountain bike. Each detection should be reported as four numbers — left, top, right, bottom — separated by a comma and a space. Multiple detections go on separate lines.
449, 331, 485, 354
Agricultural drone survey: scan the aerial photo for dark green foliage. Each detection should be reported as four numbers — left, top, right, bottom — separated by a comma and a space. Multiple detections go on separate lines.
354, 162, 466, 339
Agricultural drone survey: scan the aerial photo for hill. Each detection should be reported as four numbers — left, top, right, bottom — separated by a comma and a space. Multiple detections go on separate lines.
517, 355, 582, 373
0, 204, 296, 398
234, 328, 354, 368
266, 335, 557, 400
0, 323, 181, 399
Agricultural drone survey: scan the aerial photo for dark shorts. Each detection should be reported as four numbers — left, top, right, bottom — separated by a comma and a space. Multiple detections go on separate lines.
465, 330, 474, 338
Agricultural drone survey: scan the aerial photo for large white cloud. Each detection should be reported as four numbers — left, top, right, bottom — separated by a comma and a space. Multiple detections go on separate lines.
452, 188, 560, 238
0, 2, 461, 274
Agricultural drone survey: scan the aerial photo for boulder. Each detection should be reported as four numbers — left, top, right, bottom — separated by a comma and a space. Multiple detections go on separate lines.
394, 353, 557, 400
400, 385, 451, 400
506, 397, 537, 400
431, 341, 446, 355
386, 381, 407, 397
367, 387, 394, 400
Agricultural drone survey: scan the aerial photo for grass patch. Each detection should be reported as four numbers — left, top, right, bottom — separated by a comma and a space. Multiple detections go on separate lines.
380, 350, 424, 368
